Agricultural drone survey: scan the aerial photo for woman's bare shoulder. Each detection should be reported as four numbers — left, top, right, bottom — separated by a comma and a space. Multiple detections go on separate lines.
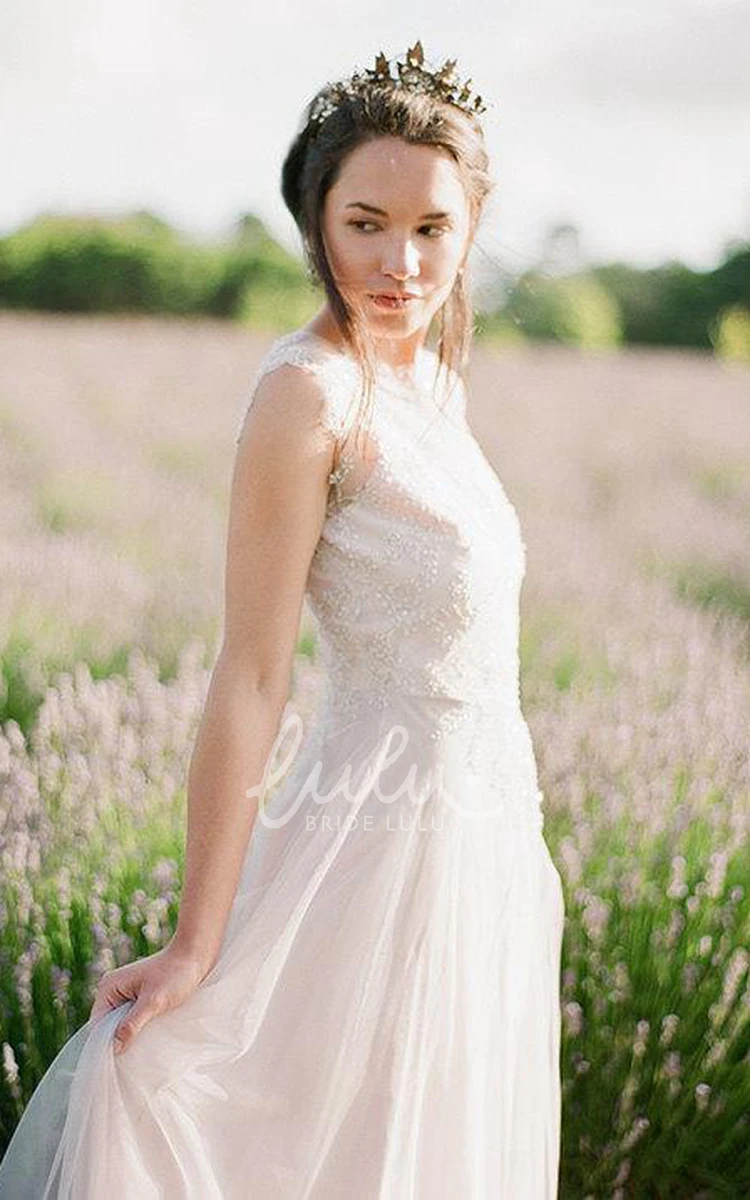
234, 330, 353, 448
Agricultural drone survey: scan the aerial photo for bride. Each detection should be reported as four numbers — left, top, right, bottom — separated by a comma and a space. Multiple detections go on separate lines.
0, 41, 564, 1198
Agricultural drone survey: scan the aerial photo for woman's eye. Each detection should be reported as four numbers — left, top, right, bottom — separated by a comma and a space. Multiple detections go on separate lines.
348, 221, 447, 238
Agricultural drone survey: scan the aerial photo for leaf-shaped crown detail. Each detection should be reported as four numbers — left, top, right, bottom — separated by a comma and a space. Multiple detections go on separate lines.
308, 41, 487, 135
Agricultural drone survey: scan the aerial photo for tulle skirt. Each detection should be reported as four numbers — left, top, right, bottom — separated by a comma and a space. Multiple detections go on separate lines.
0, 690, 565, 1198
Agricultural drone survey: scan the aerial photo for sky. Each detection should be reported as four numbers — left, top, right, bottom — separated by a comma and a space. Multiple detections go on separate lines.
3, 0, 749, 279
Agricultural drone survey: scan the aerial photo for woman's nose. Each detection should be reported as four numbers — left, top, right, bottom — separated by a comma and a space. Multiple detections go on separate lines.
381, 240, 420, 279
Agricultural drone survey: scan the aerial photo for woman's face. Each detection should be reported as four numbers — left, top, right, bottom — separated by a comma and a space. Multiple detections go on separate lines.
321, 136, 472, 348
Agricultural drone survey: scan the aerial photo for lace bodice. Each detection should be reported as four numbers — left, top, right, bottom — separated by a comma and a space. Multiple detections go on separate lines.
236, 329, 544, 826
235, 327, 531, 709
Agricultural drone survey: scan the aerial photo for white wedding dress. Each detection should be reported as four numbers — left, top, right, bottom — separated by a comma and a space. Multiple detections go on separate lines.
0, 328, 565, 1198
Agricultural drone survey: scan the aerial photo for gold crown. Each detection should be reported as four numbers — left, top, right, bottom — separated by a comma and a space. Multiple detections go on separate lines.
308, 40, 487, 135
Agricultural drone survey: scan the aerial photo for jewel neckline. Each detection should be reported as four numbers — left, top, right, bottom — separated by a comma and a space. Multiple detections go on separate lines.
293, 327, 435, 397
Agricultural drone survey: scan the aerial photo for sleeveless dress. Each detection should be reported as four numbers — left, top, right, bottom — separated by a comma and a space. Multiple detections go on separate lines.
0, 328, 565, 1198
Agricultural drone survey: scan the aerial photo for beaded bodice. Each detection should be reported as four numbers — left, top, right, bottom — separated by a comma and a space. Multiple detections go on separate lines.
236, 328, 530, 711
236, 328, 544, 824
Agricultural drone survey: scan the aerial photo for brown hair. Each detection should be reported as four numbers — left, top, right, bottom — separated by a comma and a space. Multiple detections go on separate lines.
280, 74, 494, 469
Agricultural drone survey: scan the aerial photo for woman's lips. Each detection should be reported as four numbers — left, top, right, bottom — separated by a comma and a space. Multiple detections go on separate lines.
369, 294, 418, 309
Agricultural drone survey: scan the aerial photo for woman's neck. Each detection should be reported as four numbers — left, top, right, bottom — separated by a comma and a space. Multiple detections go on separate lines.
305, 313, 428, 373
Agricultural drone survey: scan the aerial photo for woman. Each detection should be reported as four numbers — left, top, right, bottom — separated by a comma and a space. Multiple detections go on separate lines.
0, 41, 565, 1198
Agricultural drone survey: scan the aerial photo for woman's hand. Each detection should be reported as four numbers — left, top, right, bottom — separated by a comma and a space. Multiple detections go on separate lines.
89, 943, 211, 1055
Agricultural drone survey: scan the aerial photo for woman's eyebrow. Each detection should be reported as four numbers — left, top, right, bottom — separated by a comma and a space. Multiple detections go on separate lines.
345, 201, 453, 220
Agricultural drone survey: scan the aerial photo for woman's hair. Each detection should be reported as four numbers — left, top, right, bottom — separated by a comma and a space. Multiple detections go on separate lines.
280, 52, 494, 471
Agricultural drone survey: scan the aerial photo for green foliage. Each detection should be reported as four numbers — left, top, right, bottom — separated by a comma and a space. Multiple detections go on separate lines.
500, 270, 623, 350
0, 839, 185, 1147
710, 304, 750, 364
0, 634, 47, 739
491, 239, 750, 354
590, 261, 716, 349
0, 211, 310, 324
474, 309, 529, 347
550, 275, 623, 351
669, 560, 750, 626
557, 815, 750, 1198
588, 243, 750, 353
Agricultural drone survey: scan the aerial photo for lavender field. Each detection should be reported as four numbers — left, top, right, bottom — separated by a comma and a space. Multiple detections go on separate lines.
1, 310, 749, 1196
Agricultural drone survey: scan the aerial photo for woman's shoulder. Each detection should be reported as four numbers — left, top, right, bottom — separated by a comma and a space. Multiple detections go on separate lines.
256, 327, 346, 375
234, 329, 354, 447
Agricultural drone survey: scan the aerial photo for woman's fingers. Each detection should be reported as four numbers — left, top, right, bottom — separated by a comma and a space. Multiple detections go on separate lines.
86, 948, 203, 1052
89, 966, 138, 1022
112, 988, 168, 1055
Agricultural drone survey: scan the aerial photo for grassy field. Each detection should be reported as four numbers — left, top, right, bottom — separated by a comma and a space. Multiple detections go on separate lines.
1, 310, 749, 1196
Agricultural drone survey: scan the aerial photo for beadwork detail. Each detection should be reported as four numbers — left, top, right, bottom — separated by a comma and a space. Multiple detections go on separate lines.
233, 328, 545, 831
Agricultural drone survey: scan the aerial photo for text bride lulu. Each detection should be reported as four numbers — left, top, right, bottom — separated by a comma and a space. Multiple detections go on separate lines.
304, 810, 446, 832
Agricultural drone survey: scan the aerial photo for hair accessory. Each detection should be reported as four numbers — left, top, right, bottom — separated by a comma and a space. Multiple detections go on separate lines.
308, 40, 486, 135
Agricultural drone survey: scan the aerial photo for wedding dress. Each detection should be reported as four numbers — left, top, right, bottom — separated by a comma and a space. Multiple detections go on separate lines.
0, 327, 565, 1198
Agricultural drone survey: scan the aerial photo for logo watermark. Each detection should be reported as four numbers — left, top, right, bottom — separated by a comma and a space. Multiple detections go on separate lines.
244, 710, 530, 826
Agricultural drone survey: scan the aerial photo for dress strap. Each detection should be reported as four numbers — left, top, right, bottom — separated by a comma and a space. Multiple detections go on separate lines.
233, 332, 356, 449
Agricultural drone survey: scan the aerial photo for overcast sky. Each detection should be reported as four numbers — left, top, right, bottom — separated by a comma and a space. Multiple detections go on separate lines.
3, 0, 749, 277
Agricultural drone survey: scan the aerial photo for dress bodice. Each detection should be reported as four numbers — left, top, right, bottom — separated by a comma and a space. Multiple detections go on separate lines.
236, 329, 530, 726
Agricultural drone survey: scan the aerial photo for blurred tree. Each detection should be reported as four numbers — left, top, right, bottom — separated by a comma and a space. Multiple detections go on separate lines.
710, 303, 750, 364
